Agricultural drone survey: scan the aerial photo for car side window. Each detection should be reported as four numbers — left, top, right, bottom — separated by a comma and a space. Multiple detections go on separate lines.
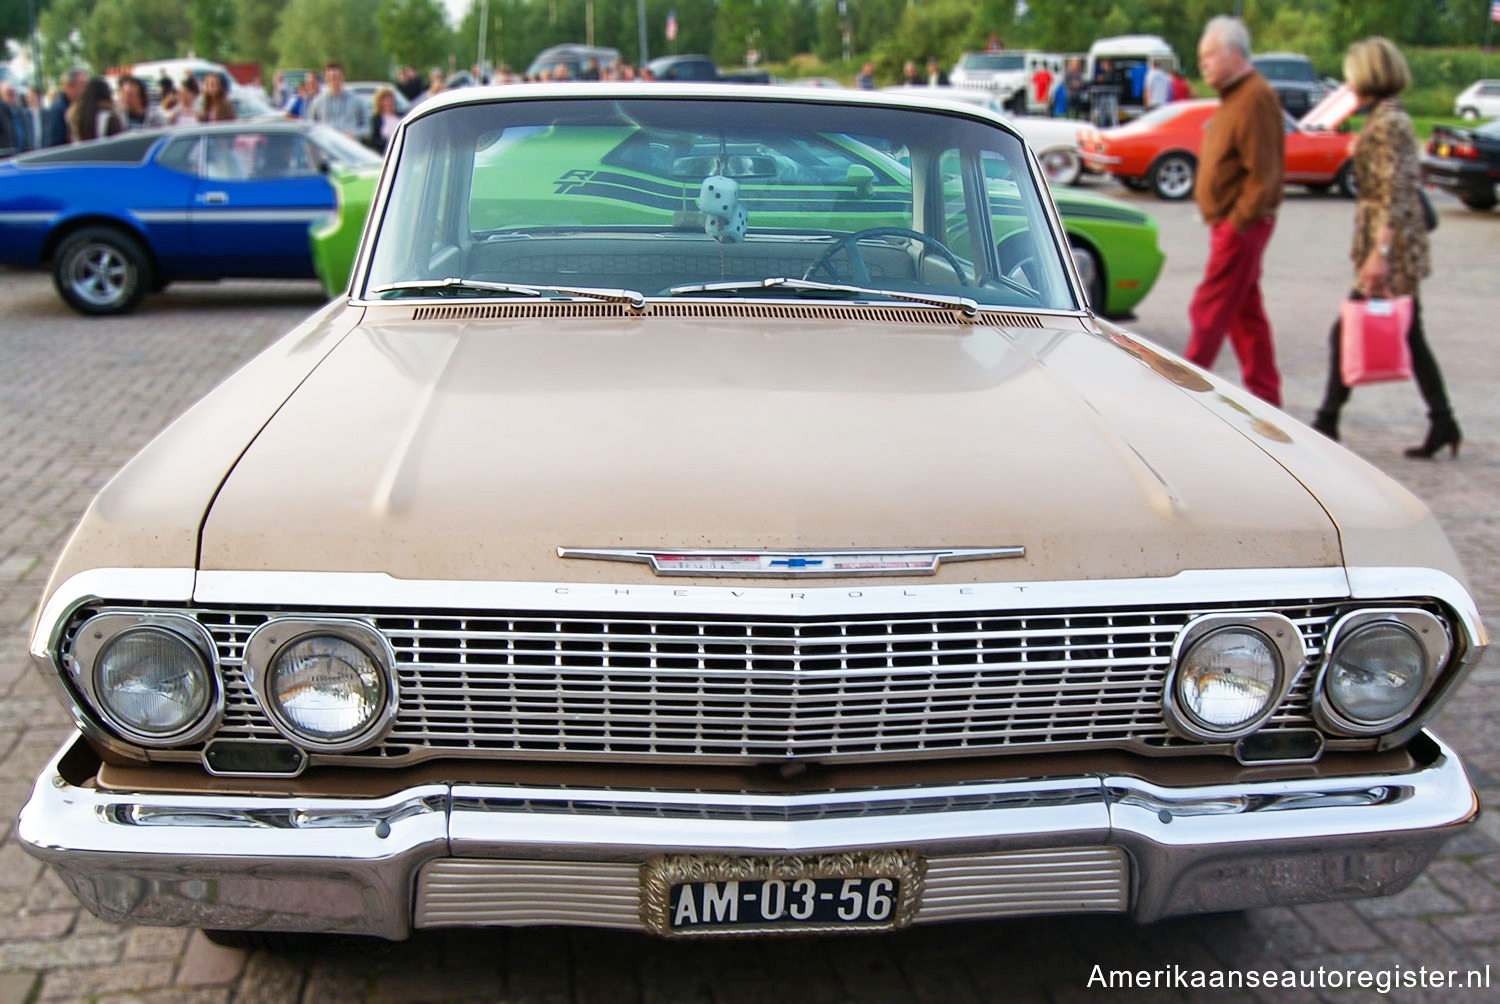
253, 135, 318, 178
202, 134, 252, 181
157, 136, 201, 176
199, 132, 319, 181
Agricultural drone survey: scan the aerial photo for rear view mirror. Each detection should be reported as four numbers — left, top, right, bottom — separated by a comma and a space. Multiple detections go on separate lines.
671, 155, 778, 179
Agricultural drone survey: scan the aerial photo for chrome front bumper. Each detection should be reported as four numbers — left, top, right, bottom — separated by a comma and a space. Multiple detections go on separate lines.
18, 733, 1477, 939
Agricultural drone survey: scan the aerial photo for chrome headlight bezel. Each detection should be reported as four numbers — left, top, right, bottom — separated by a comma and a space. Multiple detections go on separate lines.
1314, 608, 1450, 736
1163, 613, 1307, 741
68, 612, 222, 747
243, 618, 398, 752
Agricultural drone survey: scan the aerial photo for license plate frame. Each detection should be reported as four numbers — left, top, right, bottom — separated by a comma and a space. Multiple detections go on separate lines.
639, 851, 925, 937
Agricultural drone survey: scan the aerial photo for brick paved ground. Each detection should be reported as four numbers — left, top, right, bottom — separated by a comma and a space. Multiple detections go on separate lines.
0, 188, 1496, 1003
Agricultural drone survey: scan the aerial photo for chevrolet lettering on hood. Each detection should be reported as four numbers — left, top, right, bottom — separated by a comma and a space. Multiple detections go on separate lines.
16, 83, 1485, 948
557, 547, 1025, 576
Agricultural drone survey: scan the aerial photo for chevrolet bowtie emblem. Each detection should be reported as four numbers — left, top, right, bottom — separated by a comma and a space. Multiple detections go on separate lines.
556, 547, 1024, 577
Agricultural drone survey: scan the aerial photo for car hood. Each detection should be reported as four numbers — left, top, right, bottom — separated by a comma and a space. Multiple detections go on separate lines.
197, 308, 1344, 585
1050, 184, 1152, 223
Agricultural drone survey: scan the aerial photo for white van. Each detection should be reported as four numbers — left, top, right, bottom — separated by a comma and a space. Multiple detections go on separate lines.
124, 57, 234, 98
1084, 35, 1178, 125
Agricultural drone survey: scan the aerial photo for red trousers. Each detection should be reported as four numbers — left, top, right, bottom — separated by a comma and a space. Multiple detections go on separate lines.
1185, 216, 1280, 406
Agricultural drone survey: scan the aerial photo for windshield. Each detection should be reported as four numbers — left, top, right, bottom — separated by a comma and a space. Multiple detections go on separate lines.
1254, 59, 1315, 82
364, 96, 1077, 311
961, 54, 1025, 72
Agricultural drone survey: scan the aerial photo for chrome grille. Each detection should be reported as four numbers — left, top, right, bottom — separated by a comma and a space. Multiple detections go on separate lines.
74, 598, 1352, 766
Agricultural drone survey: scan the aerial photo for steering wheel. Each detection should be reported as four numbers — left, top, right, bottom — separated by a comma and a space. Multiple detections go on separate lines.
804, 227, 969, 287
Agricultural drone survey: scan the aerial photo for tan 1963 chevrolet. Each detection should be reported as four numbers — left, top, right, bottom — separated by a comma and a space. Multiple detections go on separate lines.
18, 84, 1485, 945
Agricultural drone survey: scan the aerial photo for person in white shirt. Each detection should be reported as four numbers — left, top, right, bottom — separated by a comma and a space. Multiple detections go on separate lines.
307, 61, 368, 139
1144, 59, 1173, 108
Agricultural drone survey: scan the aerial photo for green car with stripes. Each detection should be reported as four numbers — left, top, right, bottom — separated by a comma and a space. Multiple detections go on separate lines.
312, 119, 1163, 316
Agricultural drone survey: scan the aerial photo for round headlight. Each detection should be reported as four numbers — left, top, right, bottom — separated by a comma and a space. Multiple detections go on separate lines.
266, 635, 386, 744
1175, 627, 1281, 733
1324, 621, 1427, 728
93, 626, 212, 740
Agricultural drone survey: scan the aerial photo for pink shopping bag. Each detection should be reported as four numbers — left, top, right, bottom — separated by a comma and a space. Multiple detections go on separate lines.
1340, 296, 1413, 386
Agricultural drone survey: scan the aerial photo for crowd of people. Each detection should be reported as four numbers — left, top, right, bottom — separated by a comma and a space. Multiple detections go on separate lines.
0, 66, 238, 153
0, 58, 415, 155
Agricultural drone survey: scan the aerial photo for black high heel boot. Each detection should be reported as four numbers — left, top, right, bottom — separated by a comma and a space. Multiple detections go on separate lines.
1311, 411, 1339, 441
1405, 414, 1461, 459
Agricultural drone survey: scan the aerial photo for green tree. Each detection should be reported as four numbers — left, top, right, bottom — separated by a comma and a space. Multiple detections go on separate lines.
870, 0, 984, 81
36, 0, 91, 79
231, 0, 287, 79
1, 0, 51, 47
82, 0, 188, 68
189, 0, 235, 61
377, 0, 449, 71
273, 0, 385, 79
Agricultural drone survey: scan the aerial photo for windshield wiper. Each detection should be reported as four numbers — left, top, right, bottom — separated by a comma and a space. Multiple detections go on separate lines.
371, 277, 645, 309
666, 277, 978, 317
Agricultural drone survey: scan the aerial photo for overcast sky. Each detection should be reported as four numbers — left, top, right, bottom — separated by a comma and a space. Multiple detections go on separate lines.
444, 0, 471, 29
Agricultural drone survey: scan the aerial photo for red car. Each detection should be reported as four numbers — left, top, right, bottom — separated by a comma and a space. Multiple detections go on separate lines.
1078, 86, 1361, 200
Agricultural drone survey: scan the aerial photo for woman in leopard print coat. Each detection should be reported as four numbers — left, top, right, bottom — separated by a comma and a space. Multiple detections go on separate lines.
1313, 37, 1459, 458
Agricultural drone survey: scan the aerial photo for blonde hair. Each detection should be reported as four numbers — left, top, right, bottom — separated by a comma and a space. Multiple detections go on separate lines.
1344, 37, 1410, 99
373, 86, 396, 112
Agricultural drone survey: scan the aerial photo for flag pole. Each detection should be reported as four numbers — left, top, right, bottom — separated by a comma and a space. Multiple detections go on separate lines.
1486, 10, 1494, 80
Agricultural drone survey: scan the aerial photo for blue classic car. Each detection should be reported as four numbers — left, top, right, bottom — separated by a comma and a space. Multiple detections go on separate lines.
0, 122, 380, 314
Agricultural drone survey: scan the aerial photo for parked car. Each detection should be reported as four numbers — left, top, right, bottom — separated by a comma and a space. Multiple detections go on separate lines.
526, 43, 621, 80
129, 56, 234, 102
345, 81, 411, 115
18, 83, 1484, 946
1251, 52, 1328, 117
949, 50, 1028, 98
1454, 79, 1500, 121
884, 84, 1087, 185
0, 121, 380, 314
1422, 117, 1500, 211
1078, 85, 1360, 199
310, 91, 1163, 315
228, 86, 281, 120
646, 54, 720, 82
1083, 34, 1178, 125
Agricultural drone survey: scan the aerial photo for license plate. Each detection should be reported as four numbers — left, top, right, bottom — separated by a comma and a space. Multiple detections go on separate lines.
639, 851, 924, 937
1438, 144, 1450, 157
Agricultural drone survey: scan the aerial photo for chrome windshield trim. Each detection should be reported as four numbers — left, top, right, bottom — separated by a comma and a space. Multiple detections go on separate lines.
350, 84, 1071, 307
345, 293, 1092, 324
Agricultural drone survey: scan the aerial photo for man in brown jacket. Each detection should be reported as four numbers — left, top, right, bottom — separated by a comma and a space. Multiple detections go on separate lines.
1185, 16, 1285, 406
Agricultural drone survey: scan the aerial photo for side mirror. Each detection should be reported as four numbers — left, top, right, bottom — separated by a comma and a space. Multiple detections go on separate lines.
845, 164, 876, 197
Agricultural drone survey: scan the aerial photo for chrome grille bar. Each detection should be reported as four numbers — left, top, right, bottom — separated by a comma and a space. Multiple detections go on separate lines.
75, 599, 1345, 765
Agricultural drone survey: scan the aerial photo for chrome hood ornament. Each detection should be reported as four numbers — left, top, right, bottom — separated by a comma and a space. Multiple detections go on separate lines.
556, 547, 1024, 577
